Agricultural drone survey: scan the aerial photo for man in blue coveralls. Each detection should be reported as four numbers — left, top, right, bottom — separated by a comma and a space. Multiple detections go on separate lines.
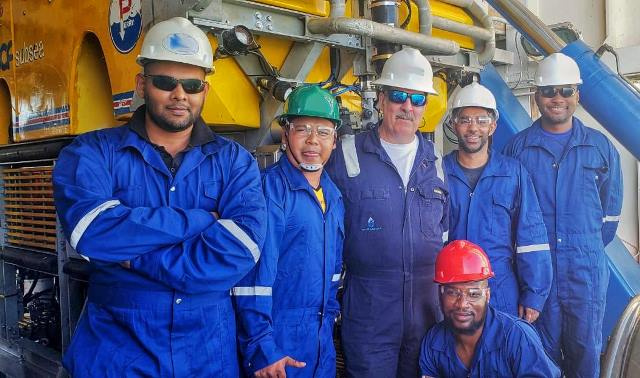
326, 47, 449, 377
504, 52, 623, 377
420, 240, 560, 377
235, 85, 344, 378
53, 17, 267, 377
444, 80, 552, 321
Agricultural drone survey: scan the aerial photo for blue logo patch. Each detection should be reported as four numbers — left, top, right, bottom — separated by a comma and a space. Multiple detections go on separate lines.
163, 33, 199, 55
362, 217, 382, 232
109, 0, 142, 53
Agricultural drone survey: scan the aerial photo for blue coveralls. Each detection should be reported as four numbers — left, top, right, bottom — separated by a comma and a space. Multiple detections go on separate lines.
325, 129, 449, 378
234, 156, 345, 377
53, 107, 267, 377
444, 151, 552, 315
503, 117, 622, 377
419, 305, 561, 377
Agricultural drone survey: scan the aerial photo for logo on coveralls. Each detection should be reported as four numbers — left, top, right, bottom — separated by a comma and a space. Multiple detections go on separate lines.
362, 217, 382, 232
109, 0, 142, 53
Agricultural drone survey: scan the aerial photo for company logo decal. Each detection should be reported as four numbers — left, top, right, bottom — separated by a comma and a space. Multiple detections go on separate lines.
0, 40, 12, 71
15, 105, 70, 133
362, 216, 382, 232
163, 33, 199, 55
113, 91, 134, 116
109, 0, 142, 53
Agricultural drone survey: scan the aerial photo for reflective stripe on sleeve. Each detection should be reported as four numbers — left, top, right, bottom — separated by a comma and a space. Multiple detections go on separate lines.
516, 243, 550, 253
332, 273, 341, 282
218, 219, 260, 262
341, 134, 360, 178
70, 200, 121, 249
232, 286, 272, 296
433, 146, 445, 183
603, 215, 621, 223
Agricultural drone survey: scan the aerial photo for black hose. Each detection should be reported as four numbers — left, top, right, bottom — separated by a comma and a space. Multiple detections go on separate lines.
23, 276, 40, 304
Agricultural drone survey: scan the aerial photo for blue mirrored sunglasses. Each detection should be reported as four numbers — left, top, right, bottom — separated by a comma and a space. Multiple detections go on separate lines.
386, 89, 427, 107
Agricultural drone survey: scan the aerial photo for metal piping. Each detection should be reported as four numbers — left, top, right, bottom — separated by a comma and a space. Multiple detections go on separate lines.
486, 0, 565, 54
563, 40, 640, 160
370, 0, 400, 73
414, 0, 433, 35
437, 0, 495, 65
307, 17, 460, 55
431, 15, 493, 41
439, 0, 472, 7
330, 0, 346, 18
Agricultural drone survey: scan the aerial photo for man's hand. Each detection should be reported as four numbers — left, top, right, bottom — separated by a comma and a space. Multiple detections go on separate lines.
212, 212, 219, 219
254, 356, 306, 378
120, 261, 131, 269
518, 305, 540, 323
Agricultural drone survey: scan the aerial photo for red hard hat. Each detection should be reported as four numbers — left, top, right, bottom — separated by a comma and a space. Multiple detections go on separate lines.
434, 240, 495, 284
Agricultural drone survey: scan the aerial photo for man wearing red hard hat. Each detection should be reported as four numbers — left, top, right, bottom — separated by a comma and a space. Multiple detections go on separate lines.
419, 240, 559, 377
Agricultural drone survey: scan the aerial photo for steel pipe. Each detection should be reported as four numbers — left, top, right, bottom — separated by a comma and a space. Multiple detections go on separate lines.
563, 40, 640, 160
330, 0, 346, 18
486, 0, 565, 54
431, 15, 493, 41
307, 17, 460, 55
414, 0, 433, 35
439, 0, 473, 7
370, 0, 400, 73
436, 0, 495, 64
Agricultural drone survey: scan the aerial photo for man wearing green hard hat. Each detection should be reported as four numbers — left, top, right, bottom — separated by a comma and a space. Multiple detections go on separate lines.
235, 85, 345, 377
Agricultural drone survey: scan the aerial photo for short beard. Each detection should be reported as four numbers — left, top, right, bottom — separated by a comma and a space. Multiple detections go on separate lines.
542, 113, 571, 125
445, 309, 487, 336
145, 93, 196, 133
458, 135, 487, 154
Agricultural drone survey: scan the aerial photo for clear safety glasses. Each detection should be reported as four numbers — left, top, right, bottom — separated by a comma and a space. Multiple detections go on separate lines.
289, 124, 336, 140
144, 74, 207, 94
440, 286, 487, 303
454, 115, 494, 127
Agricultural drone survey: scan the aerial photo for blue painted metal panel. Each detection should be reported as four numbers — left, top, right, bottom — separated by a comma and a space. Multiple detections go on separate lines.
479, 63, 533, 151
604, 237, 640, 349
562, 40, 640, 160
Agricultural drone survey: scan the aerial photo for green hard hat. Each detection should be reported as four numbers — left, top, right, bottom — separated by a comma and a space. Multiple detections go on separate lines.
279, 85, 341, 127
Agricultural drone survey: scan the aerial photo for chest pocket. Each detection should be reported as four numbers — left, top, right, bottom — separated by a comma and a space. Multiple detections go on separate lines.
277, 222, 310, 278
582, 159, 607, 213
417, 185, 446, 238
345, 186, 389, 237
491, 193, 514, 238
201, 180, 221, 212
113, 185, 144, 207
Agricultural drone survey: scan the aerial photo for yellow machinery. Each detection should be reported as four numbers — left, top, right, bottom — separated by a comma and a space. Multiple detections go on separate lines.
0, 0, 491, 143
0, 0, 503, 375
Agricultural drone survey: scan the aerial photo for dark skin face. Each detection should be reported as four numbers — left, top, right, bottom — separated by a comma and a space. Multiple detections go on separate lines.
135, 61, 209, 133
535, 85, 579, 133
453, 107, 496, 155
440, 281, 490, 336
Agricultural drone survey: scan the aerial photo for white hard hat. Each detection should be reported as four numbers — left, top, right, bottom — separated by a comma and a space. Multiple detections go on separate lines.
534, 53, 582, 86
451, 81, 499, 120
372, 47, 437, 94
137, 17, 214, 74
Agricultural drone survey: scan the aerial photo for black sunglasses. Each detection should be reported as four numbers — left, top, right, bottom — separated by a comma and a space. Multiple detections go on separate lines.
539, 86, 577, 98
144, 74, 207, 94
386, 89, 428, 107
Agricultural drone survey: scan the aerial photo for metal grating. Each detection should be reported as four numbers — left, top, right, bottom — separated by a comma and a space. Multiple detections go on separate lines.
1, 166, 57, 253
